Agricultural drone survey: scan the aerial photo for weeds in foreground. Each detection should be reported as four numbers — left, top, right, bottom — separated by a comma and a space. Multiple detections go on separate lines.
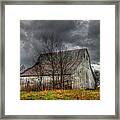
20, 88, 100, 100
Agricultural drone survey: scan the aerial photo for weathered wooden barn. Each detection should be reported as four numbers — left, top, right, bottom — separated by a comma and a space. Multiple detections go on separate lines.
20, 48, 95, 90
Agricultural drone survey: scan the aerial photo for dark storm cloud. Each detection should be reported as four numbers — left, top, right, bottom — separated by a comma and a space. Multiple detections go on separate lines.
20, 20, 100, 68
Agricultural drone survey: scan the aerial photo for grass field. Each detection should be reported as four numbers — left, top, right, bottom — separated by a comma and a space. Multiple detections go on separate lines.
20, 88, 100, 100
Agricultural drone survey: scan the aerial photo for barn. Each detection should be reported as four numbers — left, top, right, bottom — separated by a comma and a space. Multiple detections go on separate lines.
20, 48, 96, 90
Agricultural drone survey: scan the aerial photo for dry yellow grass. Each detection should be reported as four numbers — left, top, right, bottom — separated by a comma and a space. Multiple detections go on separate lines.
20, 88, 100, 100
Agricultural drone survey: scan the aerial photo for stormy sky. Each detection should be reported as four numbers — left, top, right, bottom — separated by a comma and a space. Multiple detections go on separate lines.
20, 20, 100, 69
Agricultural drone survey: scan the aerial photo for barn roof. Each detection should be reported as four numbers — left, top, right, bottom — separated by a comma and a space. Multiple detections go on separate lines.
20, 48, 88, 77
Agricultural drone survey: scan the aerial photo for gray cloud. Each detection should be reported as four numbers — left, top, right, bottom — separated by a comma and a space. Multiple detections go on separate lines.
20, 20, 100, 68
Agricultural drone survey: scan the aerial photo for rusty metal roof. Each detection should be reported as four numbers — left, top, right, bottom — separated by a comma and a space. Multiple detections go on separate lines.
20, 48, 88, 77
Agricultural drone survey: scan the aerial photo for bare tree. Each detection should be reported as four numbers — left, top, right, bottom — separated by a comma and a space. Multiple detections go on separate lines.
57, 46, 81, 89
41, 33, 59, 90
23, 31, 82, 91
41, 33, 81, 90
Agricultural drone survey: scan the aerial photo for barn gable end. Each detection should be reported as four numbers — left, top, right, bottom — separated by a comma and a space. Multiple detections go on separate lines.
72, 49, 95, 89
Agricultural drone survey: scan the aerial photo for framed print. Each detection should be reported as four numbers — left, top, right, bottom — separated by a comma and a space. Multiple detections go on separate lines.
0, 0, 119, 119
